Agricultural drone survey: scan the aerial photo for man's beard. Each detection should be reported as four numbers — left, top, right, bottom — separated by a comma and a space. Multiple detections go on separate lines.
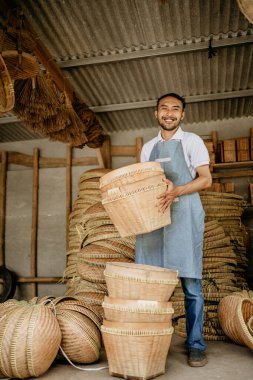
159, 120, 180, 132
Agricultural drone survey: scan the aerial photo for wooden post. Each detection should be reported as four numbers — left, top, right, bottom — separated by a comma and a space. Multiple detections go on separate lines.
0, 151, 7, 267
96, 148, 105, 168
31, 148, 39, 298
136, 137, 143, 163
100, 135, 112, 169
66, 145, 72, 251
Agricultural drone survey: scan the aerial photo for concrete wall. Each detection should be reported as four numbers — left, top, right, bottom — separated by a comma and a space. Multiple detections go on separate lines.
0, 115, 253, 299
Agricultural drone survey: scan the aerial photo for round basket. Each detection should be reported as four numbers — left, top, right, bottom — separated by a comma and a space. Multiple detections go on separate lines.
218, 292, 253, 350
102, 296, 174, 323
100, 162, 164, 193
104, 262, 178, 301
0, 54, 15, 114
0, 303, 61, 378
57, 309, 101, 364
2, 50, 40, 80
101, 320, 173, 380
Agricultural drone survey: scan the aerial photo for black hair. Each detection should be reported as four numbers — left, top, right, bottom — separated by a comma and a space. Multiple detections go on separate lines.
156, 93, 186, 110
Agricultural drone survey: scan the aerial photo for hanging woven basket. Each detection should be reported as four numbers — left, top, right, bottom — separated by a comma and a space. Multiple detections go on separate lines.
237, 0, 253, 23
0, 54, 15, 114
2, 50, 40, 80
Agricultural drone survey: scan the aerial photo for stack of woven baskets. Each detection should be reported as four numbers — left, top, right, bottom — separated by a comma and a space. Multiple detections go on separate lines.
173, 191, 249, 341
0, 295, 102, 378
65, 168, 136, 317
101, 262, 178, 380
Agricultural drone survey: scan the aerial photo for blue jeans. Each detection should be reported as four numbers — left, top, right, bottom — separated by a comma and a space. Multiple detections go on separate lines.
181, 277, 206, 351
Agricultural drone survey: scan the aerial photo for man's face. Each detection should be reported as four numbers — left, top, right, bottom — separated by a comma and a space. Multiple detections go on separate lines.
155, 96, 185, 132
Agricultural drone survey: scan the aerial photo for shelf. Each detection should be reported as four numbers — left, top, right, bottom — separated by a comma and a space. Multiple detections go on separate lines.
212, 161, 253, 170
211, 161, 253, 178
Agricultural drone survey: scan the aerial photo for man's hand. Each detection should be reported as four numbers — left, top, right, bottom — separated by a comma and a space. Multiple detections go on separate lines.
157, 178, 178, 213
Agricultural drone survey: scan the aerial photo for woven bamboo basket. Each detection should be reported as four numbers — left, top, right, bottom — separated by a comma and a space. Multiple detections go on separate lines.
102, 296, 174, 323
0, 303, 61, 378
104, 262, 178, 301
218, 292, 253, 350
100, 162, 164, 193
2, 50, 40, 80
237, 0, 253, 23
101, 320, 174, 380
101, 167, 170, 237
247, 315, 253, 336
56, 309, 101, 363
0, 54, 15, 114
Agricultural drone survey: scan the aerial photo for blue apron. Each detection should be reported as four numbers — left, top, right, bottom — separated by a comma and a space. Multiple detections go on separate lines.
135, 139, 205, 279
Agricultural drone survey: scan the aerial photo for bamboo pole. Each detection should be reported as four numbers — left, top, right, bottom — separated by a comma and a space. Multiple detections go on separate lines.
136, 137, 143, 162
0, 151, 7, 267
66, 145, 72, 251
31, 148, 39, 297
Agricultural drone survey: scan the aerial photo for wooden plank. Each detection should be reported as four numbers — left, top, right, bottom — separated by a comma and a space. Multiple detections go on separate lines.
15, 277, 63, 283
0, 151, 99, 168
96, 148, 105, 168
66, 145, 72, 251
212, 161, 253, 170
212, 170, 253, 179
111, 146, 136, 156
100, 135, 111, 168
31, 148, 39, 297
0, 151, 7, 266
136, 137, 143, 163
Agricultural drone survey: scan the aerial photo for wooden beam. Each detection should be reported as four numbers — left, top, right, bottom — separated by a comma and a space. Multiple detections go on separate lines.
100, 135, 111, 169
0, 151, 7, 266
66, 145, 72, 251
212, 170, 253, 179
58, 35, 253, 68
31, 147, 39, 297
212, 161, 253, 170
136, 137, 143, 163
0, 151, 99, 168
95, 148, 105, 168
111, 145, 136, 157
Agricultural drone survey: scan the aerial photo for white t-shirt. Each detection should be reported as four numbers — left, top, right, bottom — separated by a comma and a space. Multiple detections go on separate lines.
141, 127, 210, 179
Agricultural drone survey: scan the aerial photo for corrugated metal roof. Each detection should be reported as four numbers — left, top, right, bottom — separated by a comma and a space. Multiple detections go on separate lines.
0, 0, 252, 141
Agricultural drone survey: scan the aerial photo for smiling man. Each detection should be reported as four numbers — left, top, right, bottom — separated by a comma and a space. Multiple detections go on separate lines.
135, 93, 212, 367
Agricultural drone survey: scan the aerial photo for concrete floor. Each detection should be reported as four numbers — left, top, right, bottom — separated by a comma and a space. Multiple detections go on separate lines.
36, 333, 253, 380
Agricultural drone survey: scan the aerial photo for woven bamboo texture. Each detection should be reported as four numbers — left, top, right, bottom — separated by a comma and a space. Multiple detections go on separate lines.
218, 291, 253, 350
104, 262, 178, 301
2, 50, 40, 80
0, 54, 15, 114
101, 323, 173, 380
99, 162, 164, 192
0, 303, 61, 378
102, 181, 170, 237
102, 296, 174, 323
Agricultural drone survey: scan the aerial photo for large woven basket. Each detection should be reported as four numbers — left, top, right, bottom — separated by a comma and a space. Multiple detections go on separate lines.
100, 162, 164, 193
102, 296, 174, 323
218, 291, 253, 350
0, 303, 61, 378
101, 320, 174, 380
100, 162, 170, 237
104, 262, 178, 301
